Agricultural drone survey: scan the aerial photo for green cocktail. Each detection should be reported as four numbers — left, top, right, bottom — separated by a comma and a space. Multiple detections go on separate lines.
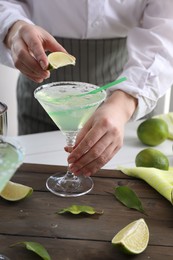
0, 102, 24, 193
34, 81, 106, 197
0, 139, 24, 193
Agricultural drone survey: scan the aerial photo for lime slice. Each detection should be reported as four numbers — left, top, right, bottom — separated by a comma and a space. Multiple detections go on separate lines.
0, 181, 33, 201
112, 218, 149, 254
47, 52, 76, 70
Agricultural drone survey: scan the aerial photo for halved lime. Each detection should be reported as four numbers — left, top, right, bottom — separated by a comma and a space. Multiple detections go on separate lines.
0, 181, 33, 201
112, 218, 149, 254
47, 52, 76, 70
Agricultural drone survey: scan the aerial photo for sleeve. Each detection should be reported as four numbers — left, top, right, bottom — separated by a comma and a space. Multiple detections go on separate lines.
0, 0, 34, 68
108, 0, 173, 120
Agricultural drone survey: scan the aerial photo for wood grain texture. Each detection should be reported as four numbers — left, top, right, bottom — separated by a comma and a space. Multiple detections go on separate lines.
1, 163, 173, 260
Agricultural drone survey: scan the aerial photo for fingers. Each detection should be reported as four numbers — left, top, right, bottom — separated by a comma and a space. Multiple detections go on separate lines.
68, 133, 122, 176
68, 118, 107, 160
22, 26, 66, 70
11, 39, 49, 82
9, 23, 67, 82
68, 123, 123, 176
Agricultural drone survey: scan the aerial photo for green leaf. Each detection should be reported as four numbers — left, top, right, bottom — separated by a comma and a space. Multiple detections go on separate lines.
11, 241, 51, 260
58, 204, 103, 215
114, 186, 146, 214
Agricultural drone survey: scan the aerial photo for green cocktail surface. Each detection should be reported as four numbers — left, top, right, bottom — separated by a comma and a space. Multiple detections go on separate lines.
35, 84, 106, 133
0, 141, 24, 192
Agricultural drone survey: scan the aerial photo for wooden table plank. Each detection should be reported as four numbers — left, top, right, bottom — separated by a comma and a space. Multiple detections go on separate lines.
1, 234, 173, 260
1, 163, 173, 260
1, 191, 173, 243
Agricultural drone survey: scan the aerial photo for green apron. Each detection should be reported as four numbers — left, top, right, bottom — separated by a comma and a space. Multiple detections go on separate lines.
17, 37, 127, 135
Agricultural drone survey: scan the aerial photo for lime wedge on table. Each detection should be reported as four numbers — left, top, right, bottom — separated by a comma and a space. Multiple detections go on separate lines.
0, 181, 33, 201
112, 218, 149, 255
48, 52, 76, 70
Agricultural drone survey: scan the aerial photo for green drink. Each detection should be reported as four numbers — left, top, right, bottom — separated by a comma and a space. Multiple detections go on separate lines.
0, 139, 24, 192
34, 81, 106, 197
0, 103, 24, 193
35, 82, 105, 133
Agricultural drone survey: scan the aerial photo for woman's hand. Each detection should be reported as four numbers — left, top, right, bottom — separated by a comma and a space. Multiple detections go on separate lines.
4, 21, 66, 82
66, 90, 137, 176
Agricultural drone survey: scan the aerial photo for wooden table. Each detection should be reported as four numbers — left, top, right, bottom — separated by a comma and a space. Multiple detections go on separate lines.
1, 163, 173, 260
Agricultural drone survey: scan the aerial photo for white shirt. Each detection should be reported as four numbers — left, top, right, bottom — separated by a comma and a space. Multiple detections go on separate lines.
0, 0, 173, 120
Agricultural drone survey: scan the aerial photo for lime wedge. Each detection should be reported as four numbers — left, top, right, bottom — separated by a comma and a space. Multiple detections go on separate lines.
47, 52, 76, 70
112, 218, 149, 254
0, 181, 33, 201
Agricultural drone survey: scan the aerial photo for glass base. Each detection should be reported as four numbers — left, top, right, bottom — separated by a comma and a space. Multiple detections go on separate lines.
46, 172, 94, 197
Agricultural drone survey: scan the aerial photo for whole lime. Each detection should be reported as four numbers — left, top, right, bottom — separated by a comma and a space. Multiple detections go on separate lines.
137, 118, 168, 146
135, 148, 169, 170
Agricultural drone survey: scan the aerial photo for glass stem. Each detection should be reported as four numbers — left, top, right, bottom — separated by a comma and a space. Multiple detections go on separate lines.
65, 132, 78, 178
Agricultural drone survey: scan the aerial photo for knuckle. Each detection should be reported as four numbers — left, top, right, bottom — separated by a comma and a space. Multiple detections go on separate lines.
83, 139, 93, 152
91, 148, 100, 158
17, 49, 26, 60
97, 154, 108, 165
101, 117, 111, 128
83, 165, 96, 175
101, 117, 118, 133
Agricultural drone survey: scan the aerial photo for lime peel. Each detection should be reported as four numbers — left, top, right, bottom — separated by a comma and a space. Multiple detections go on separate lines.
112, 218, 149, 255
137, 118, 168, 146
135, 148, 169, 170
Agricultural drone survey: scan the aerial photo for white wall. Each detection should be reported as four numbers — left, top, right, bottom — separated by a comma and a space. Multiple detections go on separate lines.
0, 64, 19, 136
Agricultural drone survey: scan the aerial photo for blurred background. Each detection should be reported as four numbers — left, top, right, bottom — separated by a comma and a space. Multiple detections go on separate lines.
0, 64, 172, 136
0, 64, 19, 136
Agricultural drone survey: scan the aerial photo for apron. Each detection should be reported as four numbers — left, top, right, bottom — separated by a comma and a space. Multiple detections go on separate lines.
17, 37, 128, 135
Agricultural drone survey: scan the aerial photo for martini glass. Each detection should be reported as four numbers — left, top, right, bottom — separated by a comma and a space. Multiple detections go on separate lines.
34, 81, 106, 197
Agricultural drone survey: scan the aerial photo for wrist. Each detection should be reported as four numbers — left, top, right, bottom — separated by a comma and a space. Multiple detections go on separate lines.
106, 90, 138, 122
